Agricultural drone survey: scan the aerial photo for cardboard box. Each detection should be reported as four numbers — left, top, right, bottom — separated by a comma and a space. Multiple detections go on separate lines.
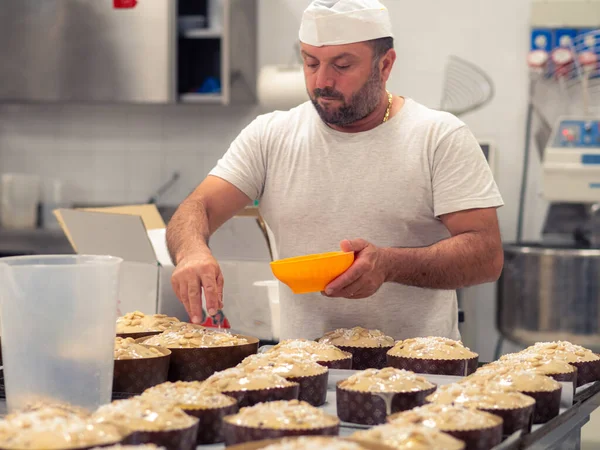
54, 205, 188, 320
53, 205, 279, 341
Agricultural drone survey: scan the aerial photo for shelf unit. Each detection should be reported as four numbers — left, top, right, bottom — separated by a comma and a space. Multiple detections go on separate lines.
176, 0, 257, 105
0, 0, 257, 105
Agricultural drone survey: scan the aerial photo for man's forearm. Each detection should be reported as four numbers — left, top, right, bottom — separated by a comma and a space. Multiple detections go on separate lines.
380, 232, 503, 290
166, 199, 211, 265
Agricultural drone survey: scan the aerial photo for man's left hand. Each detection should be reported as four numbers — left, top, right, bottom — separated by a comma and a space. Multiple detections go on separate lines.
323, 239, 388, 299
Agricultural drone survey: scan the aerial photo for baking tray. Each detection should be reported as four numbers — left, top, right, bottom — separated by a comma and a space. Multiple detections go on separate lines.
0, 363, 598, 450
493, 379, 600, 450
0, 371, 138, 402
198, 368, 593, 450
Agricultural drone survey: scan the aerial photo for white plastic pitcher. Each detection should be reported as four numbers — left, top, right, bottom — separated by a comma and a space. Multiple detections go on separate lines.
40, 178, 70, 230
254, 280, 280, 340
0, 255, 123, 412
0, 173, 40, 229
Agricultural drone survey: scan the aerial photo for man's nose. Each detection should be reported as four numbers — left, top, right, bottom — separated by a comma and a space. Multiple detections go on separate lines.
315, 65, 335, 90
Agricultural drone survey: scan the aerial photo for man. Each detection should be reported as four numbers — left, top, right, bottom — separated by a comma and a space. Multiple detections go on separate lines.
167, 0, 504, 341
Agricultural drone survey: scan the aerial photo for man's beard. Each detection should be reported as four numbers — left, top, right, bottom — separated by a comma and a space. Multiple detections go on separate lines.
309, 66, 383, 127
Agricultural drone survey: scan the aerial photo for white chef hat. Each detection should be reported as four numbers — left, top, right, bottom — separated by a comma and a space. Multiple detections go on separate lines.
299, 0, 393, 47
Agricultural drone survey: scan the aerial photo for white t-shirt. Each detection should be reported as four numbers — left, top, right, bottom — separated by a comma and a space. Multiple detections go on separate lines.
209, 98, 503, 341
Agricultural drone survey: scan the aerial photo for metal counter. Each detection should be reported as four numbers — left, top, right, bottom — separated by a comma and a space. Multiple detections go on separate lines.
0, 229, 73, 256
496, 380, 600, 450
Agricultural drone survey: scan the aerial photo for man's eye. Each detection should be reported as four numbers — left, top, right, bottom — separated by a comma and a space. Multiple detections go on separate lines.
306, 62, 319, 68
335, 64, 350, 70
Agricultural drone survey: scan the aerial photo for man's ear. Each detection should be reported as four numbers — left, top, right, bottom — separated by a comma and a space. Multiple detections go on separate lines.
380, 49, 396, 82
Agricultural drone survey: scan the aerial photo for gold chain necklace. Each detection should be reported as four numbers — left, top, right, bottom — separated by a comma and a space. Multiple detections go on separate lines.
382, 90, 393, 123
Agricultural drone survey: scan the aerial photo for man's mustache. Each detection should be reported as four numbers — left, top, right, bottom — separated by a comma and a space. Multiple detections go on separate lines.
313, 88, 344, 100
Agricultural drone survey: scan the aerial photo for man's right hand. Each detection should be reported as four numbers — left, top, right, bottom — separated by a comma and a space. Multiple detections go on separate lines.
171, 251, 224, 325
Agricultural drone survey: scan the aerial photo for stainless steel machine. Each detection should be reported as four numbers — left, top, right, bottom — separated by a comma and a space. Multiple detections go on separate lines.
499, 118, 600, 350
497, 18, 600, 353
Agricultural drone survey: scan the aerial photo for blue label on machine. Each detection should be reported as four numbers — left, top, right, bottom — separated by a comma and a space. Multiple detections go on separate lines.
577, 28, 599, 52
531, 28, 553, 51
582, 155, 600, 165
555, 120, 600, 148
555, 28, 579, 48
531, 27, 599, 79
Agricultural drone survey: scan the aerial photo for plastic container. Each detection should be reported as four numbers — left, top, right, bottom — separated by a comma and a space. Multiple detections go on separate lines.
0, 173, 40, 229
253, 280, 280, 340
0, 255, 123, 412
40, 178, 71, 230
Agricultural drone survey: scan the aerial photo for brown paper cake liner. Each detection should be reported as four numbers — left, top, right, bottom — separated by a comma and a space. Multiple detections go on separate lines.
112, 347, 171, 394
386, 354, 478, 376
117, 331, 162, 340
478, 404, 535, 437
285, 371, 329, 407
336, 383, 437, 425
334, 345, 393, 370
122, 423, 199, 450
386, 413, 503, 450
438, 427, 503, 450
522, 388, 562, 424
316, 352, 353, 370
571, 360, 600, 387
223, 384, 300, 408
0, 441, 124, 450
138, 336, 259, 382
544, 368, 578, 393
183, 402, 239, 445
227, 436, 397, 450
222, 421, 340, 447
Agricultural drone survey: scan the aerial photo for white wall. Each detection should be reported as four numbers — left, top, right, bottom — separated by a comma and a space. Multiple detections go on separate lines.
0, 0, 534, 360
0, 103, 258, 206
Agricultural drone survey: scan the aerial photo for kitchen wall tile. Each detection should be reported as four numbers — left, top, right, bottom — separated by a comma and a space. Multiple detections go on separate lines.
0, 134, 41, 157
56, 105, 98, 142
56, 149, 100, 199
162, 105, 255, 147
0, 148, 42, 174
162, 133, 202, 154
125, 105, 164, 149
162, 107, 205, 142
126, 190, 157, 204
92, 150, 127, 197
0, 108, 58, 155
30, 150, 69, 180
57, 104, 130, 148
0, 104, 59, 133
125, 151, 166, 201
90, 189, 131, 205
158, 150, 207, 205
59, 135, 98, 154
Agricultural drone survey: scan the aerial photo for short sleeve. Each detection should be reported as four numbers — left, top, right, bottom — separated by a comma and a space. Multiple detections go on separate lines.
209, 116, 268, 201
432, 125, 504, 217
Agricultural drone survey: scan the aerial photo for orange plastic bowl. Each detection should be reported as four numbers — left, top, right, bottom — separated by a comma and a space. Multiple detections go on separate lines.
269, 251, 355, 294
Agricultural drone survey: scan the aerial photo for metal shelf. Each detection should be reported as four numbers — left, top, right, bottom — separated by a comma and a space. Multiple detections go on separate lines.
179, 93, 223, 104
182, 28, 223, 39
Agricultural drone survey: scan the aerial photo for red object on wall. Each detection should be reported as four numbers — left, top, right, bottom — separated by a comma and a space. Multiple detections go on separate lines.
114, 0, 137, 8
